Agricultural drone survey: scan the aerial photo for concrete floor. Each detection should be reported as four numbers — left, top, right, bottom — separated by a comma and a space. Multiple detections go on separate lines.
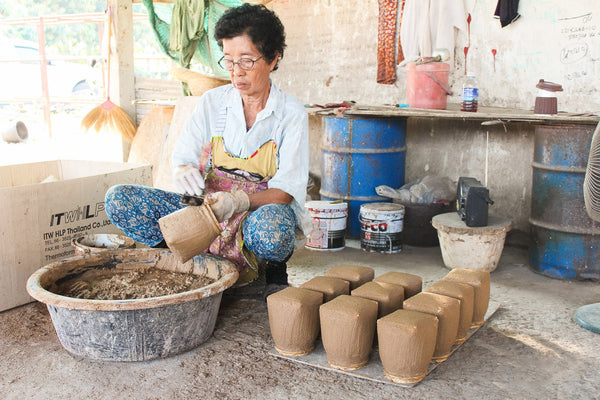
1, 239, 599, 399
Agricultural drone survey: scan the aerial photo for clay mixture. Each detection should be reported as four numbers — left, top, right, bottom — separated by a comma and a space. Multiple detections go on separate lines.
55, 268, 215, 300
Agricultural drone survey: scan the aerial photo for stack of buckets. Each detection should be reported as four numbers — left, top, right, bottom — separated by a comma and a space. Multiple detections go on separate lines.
305, 116, 407, 253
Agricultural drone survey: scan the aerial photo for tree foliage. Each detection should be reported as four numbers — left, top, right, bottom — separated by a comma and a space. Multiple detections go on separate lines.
0, 0, 168, 76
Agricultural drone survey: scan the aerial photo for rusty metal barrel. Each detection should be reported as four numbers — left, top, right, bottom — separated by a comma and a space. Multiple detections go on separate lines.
320, 116, 407, 237
529, 124, 600, 280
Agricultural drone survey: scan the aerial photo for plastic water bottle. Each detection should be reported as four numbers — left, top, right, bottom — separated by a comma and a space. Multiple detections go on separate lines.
461, 75, 479, 112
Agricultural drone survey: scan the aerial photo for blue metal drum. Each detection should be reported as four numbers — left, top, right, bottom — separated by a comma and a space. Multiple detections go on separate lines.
320, 116, 407, 237
529, 124, 600, 280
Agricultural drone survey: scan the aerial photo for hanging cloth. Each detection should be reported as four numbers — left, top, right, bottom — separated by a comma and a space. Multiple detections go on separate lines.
494, 0, 520, 28
400, 0, 467, 65
170, 0, 205, 68
140, 0, 243, 79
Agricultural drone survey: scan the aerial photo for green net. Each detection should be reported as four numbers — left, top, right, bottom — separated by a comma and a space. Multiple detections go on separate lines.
140, 0, 244, 80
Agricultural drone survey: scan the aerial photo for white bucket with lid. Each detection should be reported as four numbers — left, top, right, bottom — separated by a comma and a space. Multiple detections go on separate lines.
360, 202, 405, 253
305, 201, 348, 251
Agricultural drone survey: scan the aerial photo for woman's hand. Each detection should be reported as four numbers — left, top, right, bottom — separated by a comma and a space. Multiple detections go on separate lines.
206, 190, 250, 222
173, 165, 205, 196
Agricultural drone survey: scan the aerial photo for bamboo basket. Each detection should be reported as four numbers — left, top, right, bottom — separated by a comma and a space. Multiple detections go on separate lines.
170, 68, 230, 96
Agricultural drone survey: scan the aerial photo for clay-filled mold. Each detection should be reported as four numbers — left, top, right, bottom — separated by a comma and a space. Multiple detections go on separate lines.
374, 271, 422, 299
403, 292, 460, 362
300, 276, 350, 302
319, 295, 378, 370
325, 265, 375, 290
267, 287, 324, 357
351, 281, 403, 318
426, 280, 474, 344
443, 269, 490, 328
377, 309, 438, 384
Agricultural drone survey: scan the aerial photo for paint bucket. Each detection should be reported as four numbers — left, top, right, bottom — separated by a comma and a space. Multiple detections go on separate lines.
2, 121, 28, 143
305, 201, 348, 251
432, 212, 511, 272
321, 116, 406, 237
393, 200, 454, 246
359, 202, 405, 253
406, 62, 451, 110
529, 124, 600, 280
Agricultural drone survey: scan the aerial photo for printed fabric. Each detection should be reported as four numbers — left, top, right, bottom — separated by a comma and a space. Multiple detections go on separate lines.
105, 184, 183, 246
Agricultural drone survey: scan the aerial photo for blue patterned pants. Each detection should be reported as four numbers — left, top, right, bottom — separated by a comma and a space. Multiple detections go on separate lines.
105, 184, 296, 262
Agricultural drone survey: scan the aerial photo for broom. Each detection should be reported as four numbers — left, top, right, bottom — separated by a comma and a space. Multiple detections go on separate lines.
81, 6, 136, 142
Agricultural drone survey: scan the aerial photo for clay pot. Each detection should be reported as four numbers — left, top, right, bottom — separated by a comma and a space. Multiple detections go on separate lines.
319, 295, 378, 370
443, 269, 490, 328
72, 234, 136, 255
158, 203, 222, 263
267, 287, 324, 356
403, 292, 460, 362
377, 309, 439, 385
374, 271, 422, 299
351, 282, 404, 318
300, 276, 349, 302
325, 265, 375, 290
426, 280, 474, 344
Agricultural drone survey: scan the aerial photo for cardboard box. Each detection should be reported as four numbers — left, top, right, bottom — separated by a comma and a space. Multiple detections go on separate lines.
0, 160, 153, 311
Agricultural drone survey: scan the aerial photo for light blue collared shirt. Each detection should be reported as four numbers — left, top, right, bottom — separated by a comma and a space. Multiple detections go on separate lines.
173, 82, 309, 229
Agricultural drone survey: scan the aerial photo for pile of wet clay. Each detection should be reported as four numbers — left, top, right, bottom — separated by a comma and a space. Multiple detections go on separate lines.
56, 268, 215, 300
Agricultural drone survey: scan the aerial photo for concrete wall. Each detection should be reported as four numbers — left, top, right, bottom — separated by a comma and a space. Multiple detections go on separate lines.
270, 0, 600, 232
272, 0, 600, 112
405, 119, 534, 231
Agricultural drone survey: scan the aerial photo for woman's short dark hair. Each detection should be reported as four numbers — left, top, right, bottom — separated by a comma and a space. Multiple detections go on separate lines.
214, 4, 286, 71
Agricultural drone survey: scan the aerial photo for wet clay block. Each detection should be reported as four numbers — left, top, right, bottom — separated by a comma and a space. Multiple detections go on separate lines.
300, 276, 350, 302
351, 282, 404, 318
443, 268, 490, 328
377, 309, 439, 385
267, 287, 324, 357
325, 265, 375, 290
426, 280, 474, 344
319, 295, 378, 370
403, 292, 460, 362
373, 271, 422, 299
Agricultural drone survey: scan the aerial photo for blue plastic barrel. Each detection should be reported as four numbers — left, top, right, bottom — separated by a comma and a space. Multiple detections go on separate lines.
529, 124, 600, 280
320, 116, 407, 237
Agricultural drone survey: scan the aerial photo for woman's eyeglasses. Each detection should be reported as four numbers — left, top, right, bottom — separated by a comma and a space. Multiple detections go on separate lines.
218, 56, 264, 71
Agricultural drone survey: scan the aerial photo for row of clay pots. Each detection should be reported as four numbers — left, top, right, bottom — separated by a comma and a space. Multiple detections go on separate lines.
267, 266, 490, 385
266, 266, 421, 370
381, 268, 490, 384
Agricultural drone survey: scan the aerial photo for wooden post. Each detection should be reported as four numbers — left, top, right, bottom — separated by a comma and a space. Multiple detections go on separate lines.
109, 0, 136, 161
37, 17, 52, 138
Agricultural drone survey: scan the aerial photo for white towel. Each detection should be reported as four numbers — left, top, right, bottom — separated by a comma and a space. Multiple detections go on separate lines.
400, 0, 467, 65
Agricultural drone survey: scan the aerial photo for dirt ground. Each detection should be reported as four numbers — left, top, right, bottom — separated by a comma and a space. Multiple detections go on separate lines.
1, 107, 599, 399
1, 242, 599, 400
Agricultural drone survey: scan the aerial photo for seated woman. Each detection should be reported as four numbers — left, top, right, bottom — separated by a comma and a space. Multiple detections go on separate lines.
105, 4, 309, 292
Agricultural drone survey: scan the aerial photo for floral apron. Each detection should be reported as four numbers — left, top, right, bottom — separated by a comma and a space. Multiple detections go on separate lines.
203, 136, 278, 285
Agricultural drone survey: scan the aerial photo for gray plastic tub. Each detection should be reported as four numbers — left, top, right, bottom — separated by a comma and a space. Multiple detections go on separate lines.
26, 249, 238, 362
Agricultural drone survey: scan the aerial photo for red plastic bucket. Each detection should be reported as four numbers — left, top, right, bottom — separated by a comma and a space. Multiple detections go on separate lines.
406, 62, 450, 110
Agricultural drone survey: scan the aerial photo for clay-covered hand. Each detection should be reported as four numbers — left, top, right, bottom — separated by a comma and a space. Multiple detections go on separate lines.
173, 165, 204, 196
206, 190, 250, 222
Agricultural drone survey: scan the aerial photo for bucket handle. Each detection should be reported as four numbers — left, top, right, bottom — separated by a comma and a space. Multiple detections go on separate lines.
426, 72, 453, 95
